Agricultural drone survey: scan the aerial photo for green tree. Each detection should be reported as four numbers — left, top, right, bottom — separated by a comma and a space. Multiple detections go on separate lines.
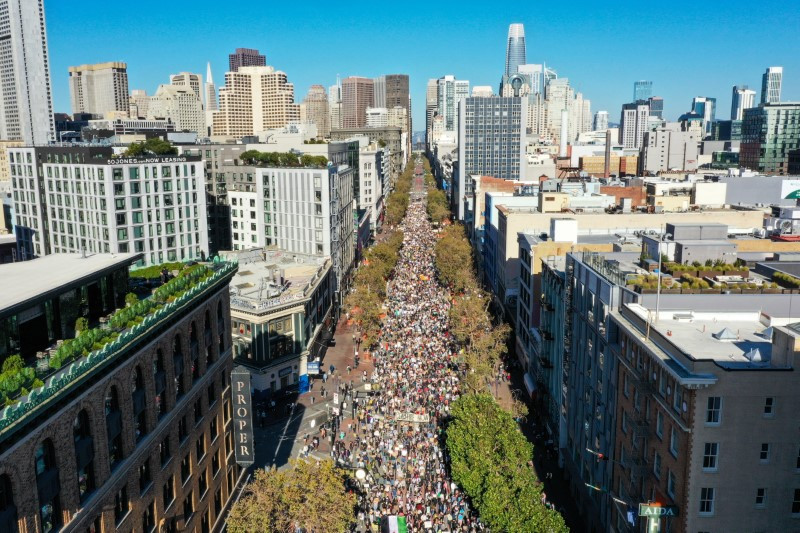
75, 317, 88, 333
125, 293, 139, 307
227, 459, 356, 533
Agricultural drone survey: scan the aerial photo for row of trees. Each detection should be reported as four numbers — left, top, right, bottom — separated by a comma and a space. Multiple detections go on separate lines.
121, 138, 177, 156
239, 150, 328, 168
446, 394, 569, 532
384, 162, 413, 227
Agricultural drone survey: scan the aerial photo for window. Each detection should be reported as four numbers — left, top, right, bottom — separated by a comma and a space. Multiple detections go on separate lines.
703, 443, 718, 471
139, 459, 152, 494
793, 489, 800, 515
160, 437, 172, 467
706, 396, 721, 425
179, 415, 188, 443
760, 443, 770, 463
653, 451, 661, 479
132, 366, 148, 441
183, 491, 195, 523
73, 410, 95, 502
755, 488, 767, 509
114, 485, 129, 525
163, 475, 175, 510
0, 474, 16, 533
35, 439, 61, 533
656, 411, 663, 439
181, 454, 192, 485
196, 434, 206, 461
212, 449, 221, 476
670, 427, 679, 458
106, 387, 124, 469
764, 397, 775, 417
199, 468, 208, 497
143, 500, 156, 532
699, 487, 715, 515
667, 470, 676, 499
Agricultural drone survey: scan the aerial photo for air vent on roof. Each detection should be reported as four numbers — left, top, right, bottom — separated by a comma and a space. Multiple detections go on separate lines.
712, 327, 738, 341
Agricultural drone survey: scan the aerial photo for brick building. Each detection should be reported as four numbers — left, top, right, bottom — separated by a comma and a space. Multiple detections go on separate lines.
0, 253, 240, 533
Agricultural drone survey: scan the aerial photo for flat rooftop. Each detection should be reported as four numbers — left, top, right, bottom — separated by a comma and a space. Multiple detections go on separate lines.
626, 304, 773, 368
0, 253, 141, 316
220, 249, 330, 313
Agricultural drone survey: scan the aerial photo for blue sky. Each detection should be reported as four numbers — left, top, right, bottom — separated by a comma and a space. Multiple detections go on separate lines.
46, 0, 799, 129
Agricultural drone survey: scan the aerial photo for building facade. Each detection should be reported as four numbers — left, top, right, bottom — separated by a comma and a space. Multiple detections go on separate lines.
69, 62, 130, 117
148, 84, 205, 135
10, 146, 209, 264
170, 72, 202, 100
740, 102, 800, 175
761, 66, 783, 105
634, 81, 653, 102
341, 77, 374, 129
0, 253, 240, 533
228, 48, 265, 72
640, 124, 699, 174
620, 102, 650, 150
0, 0, 54, 144
437, 75, 470, 132
731, 85, 756, 121
299, 85, 330, 139
504, 23, 527, 77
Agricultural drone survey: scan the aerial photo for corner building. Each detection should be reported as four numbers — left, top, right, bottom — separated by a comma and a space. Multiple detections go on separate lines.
0, 253, 241, 533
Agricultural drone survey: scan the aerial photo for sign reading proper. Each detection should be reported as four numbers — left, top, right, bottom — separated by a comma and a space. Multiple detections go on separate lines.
231, 366, 255, 466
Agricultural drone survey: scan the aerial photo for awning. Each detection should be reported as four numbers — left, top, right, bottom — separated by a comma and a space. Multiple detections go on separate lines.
523, 373, 537, 398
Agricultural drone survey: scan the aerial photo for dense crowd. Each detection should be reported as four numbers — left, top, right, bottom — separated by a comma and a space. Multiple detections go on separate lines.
336, 169, 485, 531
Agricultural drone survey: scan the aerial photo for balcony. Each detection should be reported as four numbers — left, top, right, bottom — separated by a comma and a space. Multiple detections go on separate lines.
0, 259, 238, 443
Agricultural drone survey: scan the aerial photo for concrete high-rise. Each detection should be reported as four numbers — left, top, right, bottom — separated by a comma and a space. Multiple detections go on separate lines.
341, 76, 374, 129
640, 122, 699, 173
69, 62, 130, 117
385, 74, 410, 131
504, 24, 526, 77
437, 75, 470, 132
212, 65, 299, 138
593, 110, 609, 131
373, 75, 386, 109
761, 66, 783, 104
128, 89, 149, 119
648, 96, 664, 120
169, 72, 202, 100
517, 64, 543, 95
425, 79, 438, 146
228, 47, 266, 72
692, 96, 716, 137
328, 81, 342, 130
0, 0, 54, 144
731, 85, 756, 120
300, 84, 330, 139
633, 80, 653, 101
619, 101, 650, 149
147, 84, 205, 134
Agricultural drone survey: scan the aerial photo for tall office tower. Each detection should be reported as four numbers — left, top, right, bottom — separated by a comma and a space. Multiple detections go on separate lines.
619, 101, 650, 149
504, 23, 526, 77
384, 74, 410, 129
329, 80, 342, 130
730, 85, 756, 120
640, 122, 699, 173
0, 0, 54, 144
691, 96, 716, 137
373, 75, 386, 108
425, 79, 438, 145
147, 84, 205, 134
593, 110, 609, 131
204, 63, 218, 111
542, 65, 558, 97
517, 64, 543, 95
341, 76, 374, 129
169, 72, 202, 100
228, 47, 266, 72
128, 89, 150, 119
741, 102, 800, 174
457, 97, 527, 221
300, 84, 330, 139
544, 78, 590, 144
633, 80, 653, 101
648, 96, 664, 120
365, 107, 388, 128
11, 146, 209, 262
437, 75, 470, 132
212, 65, 299, 138
761, 66, 783, 104
69, 62, 129, 116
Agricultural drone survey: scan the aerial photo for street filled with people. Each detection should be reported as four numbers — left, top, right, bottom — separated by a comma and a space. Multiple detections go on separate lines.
331, 165, 486, 532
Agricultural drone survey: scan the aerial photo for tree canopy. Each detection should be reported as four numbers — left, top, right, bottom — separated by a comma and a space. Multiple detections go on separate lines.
239, 150, 328, 168
226, 459, 356, 533
122, 137, 177, 156
446, 394, 568, 532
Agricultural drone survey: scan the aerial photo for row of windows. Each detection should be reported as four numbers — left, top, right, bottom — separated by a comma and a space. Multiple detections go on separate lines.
694, 487, 800, 517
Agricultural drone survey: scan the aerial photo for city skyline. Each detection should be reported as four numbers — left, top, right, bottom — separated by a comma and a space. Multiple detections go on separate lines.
44, 0, 799, 130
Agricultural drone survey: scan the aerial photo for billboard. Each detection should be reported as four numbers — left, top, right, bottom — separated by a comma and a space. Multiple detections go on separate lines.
231, 366, 255, 466
781, 180, 800, 199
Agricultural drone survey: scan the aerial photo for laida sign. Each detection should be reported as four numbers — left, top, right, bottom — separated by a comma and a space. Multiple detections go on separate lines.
231, 366, 255, 466
639, 504, 679, 518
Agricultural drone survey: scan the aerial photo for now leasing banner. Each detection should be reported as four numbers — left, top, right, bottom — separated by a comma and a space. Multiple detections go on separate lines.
231, 366, 255, 466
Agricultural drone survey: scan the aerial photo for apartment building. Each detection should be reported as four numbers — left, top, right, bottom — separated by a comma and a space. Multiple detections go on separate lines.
69, 62, 130, 116
10, 146, 208, 265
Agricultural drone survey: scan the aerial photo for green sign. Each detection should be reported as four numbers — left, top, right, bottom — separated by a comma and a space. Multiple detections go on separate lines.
639, 504, 679, 517
785, 189, 800, 200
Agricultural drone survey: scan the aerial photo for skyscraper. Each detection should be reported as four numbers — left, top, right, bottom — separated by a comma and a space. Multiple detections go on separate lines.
228, 47, 266, 72
517, 64, 543, 95
741, 102, 800, 174
329, 80, 342, 130
205, 62, 218, 111
593, 111, 609, 131
761, 66, 783, 104
691, 96, 716, 136
300, 84, 330, 139
341, 77, 374, 129
169, 72, 202, 100
384, 74, 411, 138
731, 85, 756, 120
504, 24, 526, 77
437, 75, 469, 132
69, 62, 130, 116
619, 101, 650, 149
426, 79, 438, 146
648, 96, 664, 120
633, 80, 653, 102
0, 0, 54, 144
373, 75, 386, 109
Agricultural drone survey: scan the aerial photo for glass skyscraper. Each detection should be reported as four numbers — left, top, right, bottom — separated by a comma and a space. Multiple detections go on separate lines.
633, 80, 652, 102
504, 23, 526, 77
741, 102, 800, 174
761, 66, 783, 104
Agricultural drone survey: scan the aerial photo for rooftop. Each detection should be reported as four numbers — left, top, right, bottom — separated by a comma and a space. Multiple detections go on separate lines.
220, 249, 330, 313
625, 304, 774, 368
0, 253, 141, 317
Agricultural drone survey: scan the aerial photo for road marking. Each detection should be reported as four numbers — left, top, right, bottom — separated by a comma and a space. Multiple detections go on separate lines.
272, 402, 296, 463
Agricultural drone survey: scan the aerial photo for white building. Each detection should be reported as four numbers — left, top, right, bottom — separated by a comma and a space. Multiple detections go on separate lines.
373, 75, 386, 109
619, 101, 650, 149
730, 85, 756, 121
69, 62, 130, 117
359, 143, 389, 228
641, 122, 700, 174
148, 84, 205, 134
170, 72, 202, 100
387, 106, 408, 131
365, 107, 388, 128
0, 0, 54, 144
10, 147, 208, 264
129, 89, 150, 119
593, 110, 609, 131
471, 86, 494, 98
329, 81, 342, 131
437, 75, 470, 132
761, 66, 783, 105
